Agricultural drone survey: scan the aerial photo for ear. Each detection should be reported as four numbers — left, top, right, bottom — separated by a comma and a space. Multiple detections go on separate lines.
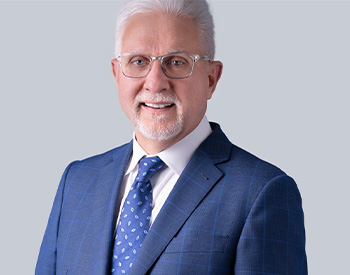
207, 61, 223, 99
111, 58, 120, 84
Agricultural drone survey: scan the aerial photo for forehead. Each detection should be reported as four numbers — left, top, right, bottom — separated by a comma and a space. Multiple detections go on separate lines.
121, 12, 202, 55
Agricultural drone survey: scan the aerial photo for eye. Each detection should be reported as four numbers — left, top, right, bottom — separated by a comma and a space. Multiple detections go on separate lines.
171, 60, 184, 66
133, 59, 149, 66
128, 55, 149, 66
133, 60, 144, 65
164, 55, 189, 67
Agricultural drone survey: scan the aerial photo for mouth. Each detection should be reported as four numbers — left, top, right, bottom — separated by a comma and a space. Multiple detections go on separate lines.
141, 102, 175, 109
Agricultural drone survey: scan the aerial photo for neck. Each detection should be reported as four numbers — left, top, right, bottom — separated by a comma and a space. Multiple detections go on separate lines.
135, 131, 186, 155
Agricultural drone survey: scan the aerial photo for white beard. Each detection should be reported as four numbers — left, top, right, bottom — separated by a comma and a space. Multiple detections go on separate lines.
132, 93, 184, 141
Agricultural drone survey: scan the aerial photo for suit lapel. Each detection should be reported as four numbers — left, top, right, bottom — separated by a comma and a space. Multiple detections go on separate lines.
130, 124, 232, 275
92, 142, 133, 274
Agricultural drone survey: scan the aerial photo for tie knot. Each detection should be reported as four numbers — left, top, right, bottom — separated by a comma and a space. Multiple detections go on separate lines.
136, 157, 165, 183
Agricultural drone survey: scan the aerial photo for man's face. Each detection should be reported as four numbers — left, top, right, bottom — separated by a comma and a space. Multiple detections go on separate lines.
112, 12, 222, 153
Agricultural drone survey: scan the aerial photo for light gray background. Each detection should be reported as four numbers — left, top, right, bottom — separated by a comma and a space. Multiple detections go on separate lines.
1, 0, 349, 274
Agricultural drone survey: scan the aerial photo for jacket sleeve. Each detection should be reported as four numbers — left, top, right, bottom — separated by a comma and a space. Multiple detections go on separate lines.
234, 174, 308, 274
35, 162, 74, 275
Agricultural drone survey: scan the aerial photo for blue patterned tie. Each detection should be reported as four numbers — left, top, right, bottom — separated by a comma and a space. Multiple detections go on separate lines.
111, 156, 165, 274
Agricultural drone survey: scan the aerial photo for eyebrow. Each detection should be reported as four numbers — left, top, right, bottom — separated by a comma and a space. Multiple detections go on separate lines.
167, 48, 187, 53
123, 49, 188, 55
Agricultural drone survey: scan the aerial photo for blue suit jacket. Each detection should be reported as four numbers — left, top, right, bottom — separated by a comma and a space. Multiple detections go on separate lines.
36, 123, 307, 274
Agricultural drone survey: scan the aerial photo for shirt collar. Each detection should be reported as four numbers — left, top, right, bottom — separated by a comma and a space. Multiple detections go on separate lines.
126, 116, 212, 177
125, 136, 147, 176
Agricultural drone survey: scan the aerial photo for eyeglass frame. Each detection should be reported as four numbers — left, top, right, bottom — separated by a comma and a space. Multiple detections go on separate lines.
115, 52, 211, 79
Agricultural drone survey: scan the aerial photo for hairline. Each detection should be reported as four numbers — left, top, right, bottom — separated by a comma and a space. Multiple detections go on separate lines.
114, 0, 215, 60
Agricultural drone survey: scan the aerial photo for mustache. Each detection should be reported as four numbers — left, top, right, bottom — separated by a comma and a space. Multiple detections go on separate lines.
135, 93, 180, 104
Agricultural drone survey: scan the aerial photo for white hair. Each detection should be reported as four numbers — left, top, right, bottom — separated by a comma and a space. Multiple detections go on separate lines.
114, 0, 215, 59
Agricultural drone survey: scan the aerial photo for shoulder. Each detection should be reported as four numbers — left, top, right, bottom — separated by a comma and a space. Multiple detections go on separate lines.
230, 143, 287, 183
55, 141, 133, 196
207, 122, 292, 188
66, 141, 133, 173
206, 123, 302, 215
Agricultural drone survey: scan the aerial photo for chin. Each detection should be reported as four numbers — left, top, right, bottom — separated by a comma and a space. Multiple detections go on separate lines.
133, 114, 184, 141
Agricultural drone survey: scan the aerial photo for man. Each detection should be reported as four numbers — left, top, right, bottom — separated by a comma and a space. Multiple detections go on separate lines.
36, 0, 307, 274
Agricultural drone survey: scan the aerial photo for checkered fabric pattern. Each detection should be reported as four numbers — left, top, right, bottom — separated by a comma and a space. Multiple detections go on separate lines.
35, 123, 307, 275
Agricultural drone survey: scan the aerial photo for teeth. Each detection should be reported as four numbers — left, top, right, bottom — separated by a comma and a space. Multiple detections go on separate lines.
144, 103, 173, 109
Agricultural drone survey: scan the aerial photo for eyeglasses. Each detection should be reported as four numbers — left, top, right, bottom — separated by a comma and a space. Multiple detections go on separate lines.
116, 52, 211, 79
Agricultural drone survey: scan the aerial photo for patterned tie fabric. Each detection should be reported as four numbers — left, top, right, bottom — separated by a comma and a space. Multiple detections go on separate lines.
111, 156, 165, 274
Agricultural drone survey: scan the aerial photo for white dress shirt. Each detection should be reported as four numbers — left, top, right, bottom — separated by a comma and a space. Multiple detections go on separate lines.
116, 116, 212, 227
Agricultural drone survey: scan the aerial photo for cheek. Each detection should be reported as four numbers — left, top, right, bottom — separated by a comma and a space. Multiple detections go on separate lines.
117, 82, 133, 113
189, 84, 210, 103
117, 79, 139, 102
179, 89, 208, 117
117, 79, 144, 115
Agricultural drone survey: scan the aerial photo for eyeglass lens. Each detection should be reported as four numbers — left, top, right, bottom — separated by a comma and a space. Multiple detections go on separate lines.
120, 53, 194, 78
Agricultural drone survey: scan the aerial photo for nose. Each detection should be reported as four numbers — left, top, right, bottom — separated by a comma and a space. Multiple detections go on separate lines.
143, 60, 170, 93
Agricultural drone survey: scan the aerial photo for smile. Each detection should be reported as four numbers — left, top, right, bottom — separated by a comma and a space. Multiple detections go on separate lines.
142, 103, 175, 109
